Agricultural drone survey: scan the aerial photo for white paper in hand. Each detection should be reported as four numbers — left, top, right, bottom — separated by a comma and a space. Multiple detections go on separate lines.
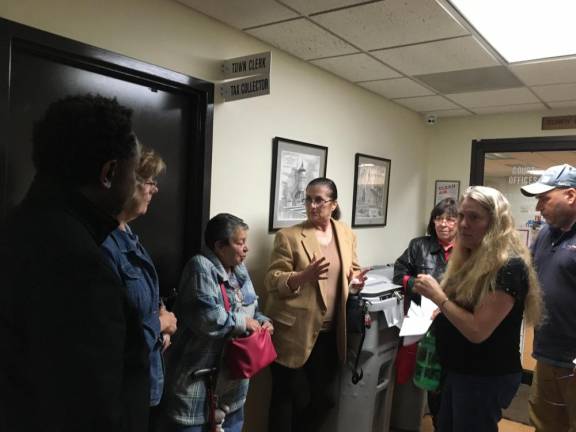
399, 299, 436, 342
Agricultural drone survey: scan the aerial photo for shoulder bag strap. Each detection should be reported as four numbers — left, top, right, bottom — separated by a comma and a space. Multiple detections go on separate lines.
220, 282, 231, 312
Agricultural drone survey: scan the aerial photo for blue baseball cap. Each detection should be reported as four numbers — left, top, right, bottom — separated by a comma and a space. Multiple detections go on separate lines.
521, 164, 576, 197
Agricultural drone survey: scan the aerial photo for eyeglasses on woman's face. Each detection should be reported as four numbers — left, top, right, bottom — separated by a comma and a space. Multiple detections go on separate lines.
434, 216, 457, 226
304, 197, 333, 208
137, 177, 158, 189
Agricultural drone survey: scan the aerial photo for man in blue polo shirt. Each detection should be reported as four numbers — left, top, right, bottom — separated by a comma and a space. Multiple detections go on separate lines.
521, 164, 576, 432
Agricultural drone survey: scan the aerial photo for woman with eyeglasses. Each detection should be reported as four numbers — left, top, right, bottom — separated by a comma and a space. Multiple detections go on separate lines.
265, 177, 368, 432
101, 147, 178, 429
413, 186, 542, 432
392, 198, 458, 430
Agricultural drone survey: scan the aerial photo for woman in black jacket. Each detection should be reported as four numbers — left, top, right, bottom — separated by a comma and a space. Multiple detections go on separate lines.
392, 198, 458, 430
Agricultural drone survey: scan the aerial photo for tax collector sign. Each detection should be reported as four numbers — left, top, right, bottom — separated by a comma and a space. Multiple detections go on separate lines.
220, 52, 271, 102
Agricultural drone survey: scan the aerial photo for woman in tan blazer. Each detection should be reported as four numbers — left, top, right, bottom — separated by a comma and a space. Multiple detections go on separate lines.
265, 177, 368, 432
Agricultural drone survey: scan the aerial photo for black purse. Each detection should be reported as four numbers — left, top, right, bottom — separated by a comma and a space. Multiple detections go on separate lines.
346, 293, 369, 384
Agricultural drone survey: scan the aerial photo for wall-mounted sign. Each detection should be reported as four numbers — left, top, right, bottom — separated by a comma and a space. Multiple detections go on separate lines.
220, 74, 270, 101
222, 52, 271, 79
542, 115, 576, 130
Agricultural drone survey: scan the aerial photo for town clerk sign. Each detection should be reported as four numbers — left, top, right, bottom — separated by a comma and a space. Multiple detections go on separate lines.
221, 52, 271, 101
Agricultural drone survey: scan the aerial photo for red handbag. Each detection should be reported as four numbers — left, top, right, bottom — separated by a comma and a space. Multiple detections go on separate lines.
220, 283, 277, 379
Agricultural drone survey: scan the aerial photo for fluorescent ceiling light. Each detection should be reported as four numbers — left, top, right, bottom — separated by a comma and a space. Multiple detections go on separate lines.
449, 0, 576, 63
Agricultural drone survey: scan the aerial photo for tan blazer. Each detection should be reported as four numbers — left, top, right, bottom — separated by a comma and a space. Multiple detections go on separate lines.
264, 219, 361, 368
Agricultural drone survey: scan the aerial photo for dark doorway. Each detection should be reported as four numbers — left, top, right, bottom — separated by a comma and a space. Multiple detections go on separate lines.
0, 18, 214, 296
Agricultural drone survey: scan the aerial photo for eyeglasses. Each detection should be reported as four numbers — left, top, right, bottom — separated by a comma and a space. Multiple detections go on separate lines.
434, 216, 457, 226
137, 178, 158, 188
304, 197, 333, 207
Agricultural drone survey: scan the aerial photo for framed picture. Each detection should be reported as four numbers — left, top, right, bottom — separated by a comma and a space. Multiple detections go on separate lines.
434, 180, 460, 204
269, 137, 328, 231
352, 153, 391, 227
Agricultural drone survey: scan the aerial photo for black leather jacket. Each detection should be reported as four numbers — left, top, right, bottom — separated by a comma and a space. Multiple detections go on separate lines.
393, 236, 449, 308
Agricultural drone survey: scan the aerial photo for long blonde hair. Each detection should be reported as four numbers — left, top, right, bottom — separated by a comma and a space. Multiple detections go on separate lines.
442, 186, 541, 325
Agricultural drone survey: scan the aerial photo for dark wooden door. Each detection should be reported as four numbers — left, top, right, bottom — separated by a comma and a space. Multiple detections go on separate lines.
0, 19, 214, 296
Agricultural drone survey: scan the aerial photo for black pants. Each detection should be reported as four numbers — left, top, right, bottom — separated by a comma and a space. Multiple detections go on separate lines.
268, 332, 339, 432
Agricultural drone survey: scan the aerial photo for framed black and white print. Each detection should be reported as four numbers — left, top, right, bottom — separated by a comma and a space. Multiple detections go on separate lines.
269, 137, 328, 231
352, 153, 391, 227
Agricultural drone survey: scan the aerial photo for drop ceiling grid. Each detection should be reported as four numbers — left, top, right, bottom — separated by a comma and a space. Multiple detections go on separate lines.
310, 0, 469, 50
370, 36, 499, 75
176, 0, 576, 116
359, 78, 435, 98
310, 53, 401, 82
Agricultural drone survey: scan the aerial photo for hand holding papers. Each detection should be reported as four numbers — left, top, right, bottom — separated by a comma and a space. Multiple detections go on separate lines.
399, 297, 438, 345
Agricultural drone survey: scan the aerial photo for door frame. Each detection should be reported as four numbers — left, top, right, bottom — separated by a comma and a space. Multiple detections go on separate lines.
470, 135, 576, 185
0, 17, 213, 259
470, 134, 576, 384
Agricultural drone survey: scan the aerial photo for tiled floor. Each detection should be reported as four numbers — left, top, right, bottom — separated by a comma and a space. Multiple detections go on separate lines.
420, 415, 535, 432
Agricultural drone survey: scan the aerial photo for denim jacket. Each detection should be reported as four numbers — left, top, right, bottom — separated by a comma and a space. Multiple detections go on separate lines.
101, 226, 164, 406
162, 250, 270, 426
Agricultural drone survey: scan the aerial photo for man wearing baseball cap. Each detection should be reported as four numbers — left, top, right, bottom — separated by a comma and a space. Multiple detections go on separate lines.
521, 164, 576, 432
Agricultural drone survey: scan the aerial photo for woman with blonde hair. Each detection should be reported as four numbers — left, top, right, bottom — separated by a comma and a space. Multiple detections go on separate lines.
414, 186, 541, 432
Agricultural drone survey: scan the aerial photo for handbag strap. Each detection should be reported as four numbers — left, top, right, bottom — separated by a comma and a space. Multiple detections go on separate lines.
220, 282, 231, 312
351, 297, 369, 385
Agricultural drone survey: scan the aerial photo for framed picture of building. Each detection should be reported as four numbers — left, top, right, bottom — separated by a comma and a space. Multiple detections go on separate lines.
269, 137, 328, 231
352, 153, 391, 227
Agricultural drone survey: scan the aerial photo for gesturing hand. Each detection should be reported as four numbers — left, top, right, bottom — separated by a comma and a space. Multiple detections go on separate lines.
300, 253, 330, 284
349, 267, 370, 294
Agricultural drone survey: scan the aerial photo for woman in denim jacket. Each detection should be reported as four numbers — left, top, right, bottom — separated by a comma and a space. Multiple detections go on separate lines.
162, 213, 273, 432
101, 147, 178, 428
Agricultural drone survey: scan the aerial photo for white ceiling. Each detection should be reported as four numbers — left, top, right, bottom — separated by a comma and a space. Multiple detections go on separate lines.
176, 0, 576, 118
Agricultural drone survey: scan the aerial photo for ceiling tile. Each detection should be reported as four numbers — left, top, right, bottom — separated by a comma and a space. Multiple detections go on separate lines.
371, 36, 498, 75
510, 58, 576, 86
310, 54, 400, 82
448, 88, 540, 108
394, 95, 460, 112
359, 78, 433, 98
176, 0, 298, 29
472, 103, 547, 115
531, 83, 576, 102
425, 109, 472, 117
415, 66, 523, 94
246, 19, 358, 60
280, 0, 368, 15
548, 101, 576, 109
312, 0, 468, 50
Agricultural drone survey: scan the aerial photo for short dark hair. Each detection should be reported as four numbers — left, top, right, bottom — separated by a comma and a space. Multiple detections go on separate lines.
427, 198, 458, 238
32, 94, 137, 185
205, 213, 249, 251
306, 177, 341, 220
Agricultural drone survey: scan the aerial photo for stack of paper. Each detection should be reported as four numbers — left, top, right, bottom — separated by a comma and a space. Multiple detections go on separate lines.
399, 297, 437, 346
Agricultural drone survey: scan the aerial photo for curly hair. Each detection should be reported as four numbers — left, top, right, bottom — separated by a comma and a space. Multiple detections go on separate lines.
32, 94, 137, 185
441, 186, 542, 325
